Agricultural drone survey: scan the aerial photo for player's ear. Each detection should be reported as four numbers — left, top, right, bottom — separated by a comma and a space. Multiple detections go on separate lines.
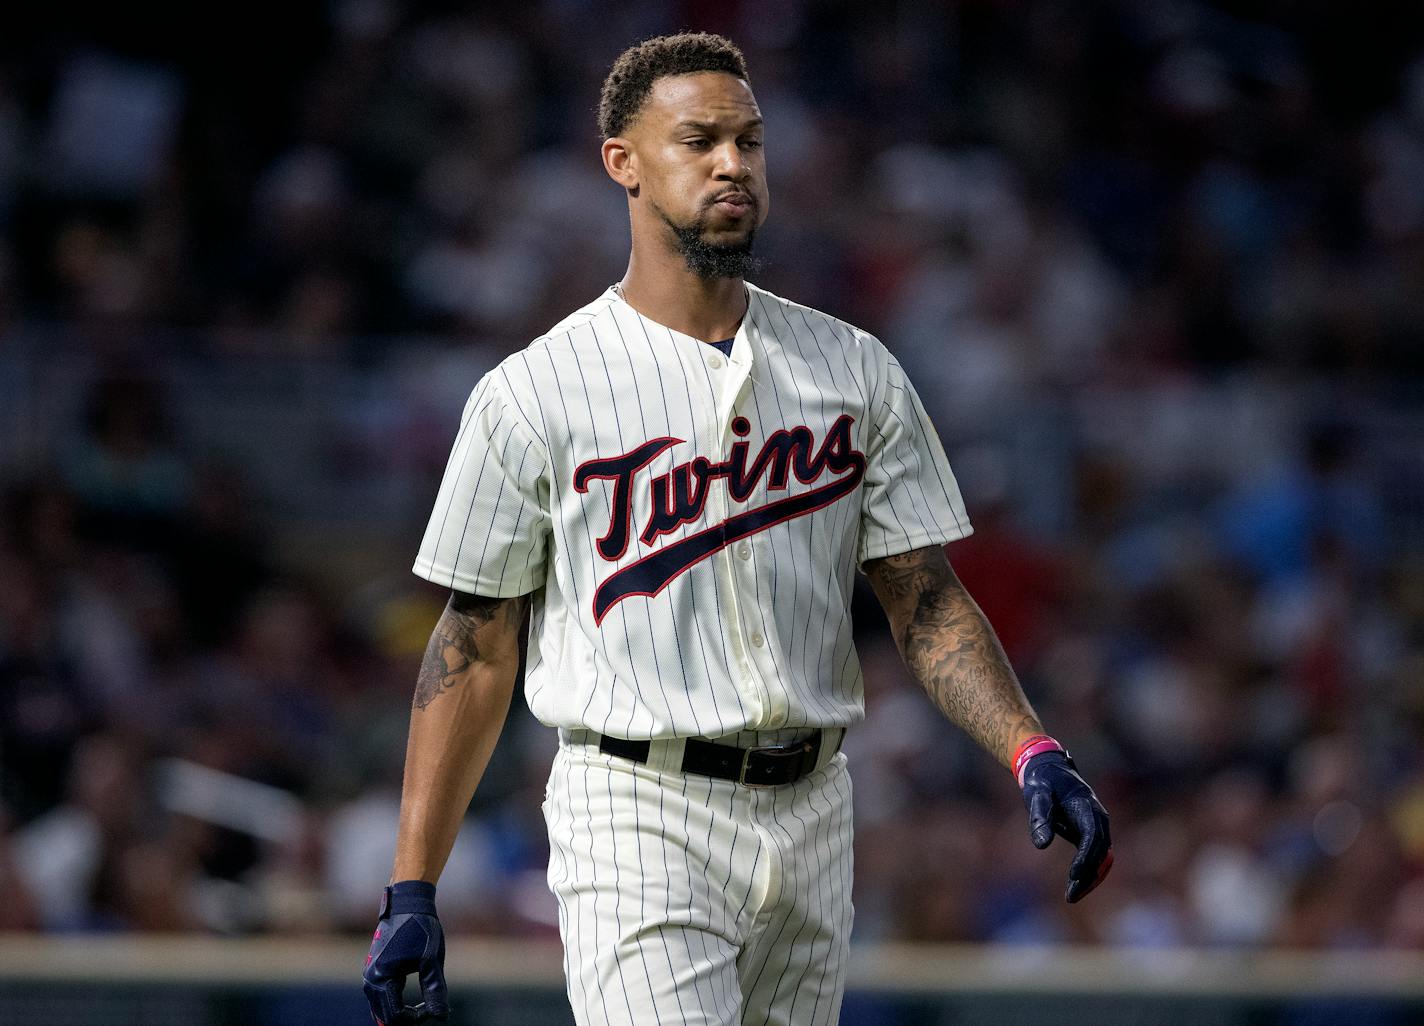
602, 137, 638, 194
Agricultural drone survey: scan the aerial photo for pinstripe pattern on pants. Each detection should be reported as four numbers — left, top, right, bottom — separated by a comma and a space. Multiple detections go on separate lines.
544, 739, 854, 1026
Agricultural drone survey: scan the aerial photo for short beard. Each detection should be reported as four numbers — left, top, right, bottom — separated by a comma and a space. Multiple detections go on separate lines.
659, 208, 762, 281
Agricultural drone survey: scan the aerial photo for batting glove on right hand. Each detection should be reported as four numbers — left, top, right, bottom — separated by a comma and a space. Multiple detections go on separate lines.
362, 880, 449, 1024
1015, 736, 1114, 903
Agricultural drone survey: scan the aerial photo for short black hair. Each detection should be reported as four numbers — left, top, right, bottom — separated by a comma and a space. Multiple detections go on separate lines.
598, 32, 750, 139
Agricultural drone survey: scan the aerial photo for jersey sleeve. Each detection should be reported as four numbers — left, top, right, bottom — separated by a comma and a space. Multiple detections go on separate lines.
857, 349, 973, 566
413, 374, 551, 596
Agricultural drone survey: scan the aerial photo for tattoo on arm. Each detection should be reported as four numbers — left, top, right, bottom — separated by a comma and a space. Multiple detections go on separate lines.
413, 591, 528, 710
866, 547, 1042, 766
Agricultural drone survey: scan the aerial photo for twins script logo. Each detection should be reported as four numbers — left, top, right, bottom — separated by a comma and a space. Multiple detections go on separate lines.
574, 414, 865, 623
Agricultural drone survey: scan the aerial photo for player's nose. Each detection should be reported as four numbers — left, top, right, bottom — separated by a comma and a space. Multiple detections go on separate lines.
712, 143, 750, 180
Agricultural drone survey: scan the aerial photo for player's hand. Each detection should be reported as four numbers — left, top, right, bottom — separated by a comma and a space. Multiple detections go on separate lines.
362, 880, 449, 1024
1020, 750, 1113, 903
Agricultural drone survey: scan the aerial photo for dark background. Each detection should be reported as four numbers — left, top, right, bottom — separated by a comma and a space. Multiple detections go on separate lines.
0, 0, 1421, 956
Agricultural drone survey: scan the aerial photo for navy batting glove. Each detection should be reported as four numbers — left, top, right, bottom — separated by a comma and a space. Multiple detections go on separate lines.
1017, 744, 1114, 903
362, 881, 449, 1024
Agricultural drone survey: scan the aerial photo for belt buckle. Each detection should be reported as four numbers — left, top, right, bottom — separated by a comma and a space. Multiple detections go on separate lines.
738, 738, 815, 787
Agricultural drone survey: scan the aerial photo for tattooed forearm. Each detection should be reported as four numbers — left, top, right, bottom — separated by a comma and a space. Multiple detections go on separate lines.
413, 591, 528, 710
866, 547, 1043, 766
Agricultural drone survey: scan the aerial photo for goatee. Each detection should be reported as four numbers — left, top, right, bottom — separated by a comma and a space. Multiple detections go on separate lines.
662, 211, 763, 281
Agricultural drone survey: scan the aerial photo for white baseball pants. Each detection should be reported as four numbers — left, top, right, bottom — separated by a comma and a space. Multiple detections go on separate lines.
543, 734, 854, 1026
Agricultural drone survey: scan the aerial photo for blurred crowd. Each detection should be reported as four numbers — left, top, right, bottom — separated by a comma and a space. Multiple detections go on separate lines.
1, 0, 1423, 952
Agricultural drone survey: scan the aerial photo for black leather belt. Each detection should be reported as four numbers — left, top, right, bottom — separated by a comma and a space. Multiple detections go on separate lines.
598, 730, 824, 787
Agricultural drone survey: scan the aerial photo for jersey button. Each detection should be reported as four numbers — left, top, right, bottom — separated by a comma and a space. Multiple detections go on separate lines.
751, 631, 765, 648
709, 354, 724, 369
736, 543, 751, 560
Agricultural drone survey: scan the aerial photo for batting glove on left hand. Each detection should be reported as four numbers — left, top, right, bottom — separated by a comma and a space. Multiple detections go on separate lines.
362, 880, 449, 1024
1015, 737, 1114, 903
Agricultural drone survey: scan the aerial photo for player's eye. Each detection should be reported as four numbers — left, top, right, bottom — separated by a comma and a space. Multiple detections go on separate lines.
740, 138, 763, 150
684, 138, 711, 149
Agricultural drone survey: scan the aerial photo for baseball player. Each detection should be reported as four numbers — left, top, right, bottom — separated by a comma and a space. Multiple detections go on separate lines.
363, 31, 1112, 1026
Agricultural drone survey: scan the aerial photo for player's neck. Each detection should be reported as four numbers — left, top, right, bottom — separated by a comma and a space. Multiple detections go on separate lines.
616, 258, 747, 344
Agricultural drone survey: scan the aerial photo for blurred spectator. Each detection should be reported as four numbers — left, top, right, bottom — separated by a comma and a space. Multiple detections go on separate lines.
12, 732, 157, 930
944, 444, 1066, 664
62, 371, 189, 542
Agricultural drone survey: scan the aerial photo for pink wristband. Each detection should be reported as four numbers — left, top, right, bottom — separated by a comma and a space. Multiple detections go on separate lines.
1012, 735, 1065, 787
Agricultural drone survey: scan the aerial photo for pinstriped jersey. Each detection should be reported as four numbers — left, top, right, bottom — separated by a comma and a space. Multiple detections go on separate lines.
413, 282, 972, 738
